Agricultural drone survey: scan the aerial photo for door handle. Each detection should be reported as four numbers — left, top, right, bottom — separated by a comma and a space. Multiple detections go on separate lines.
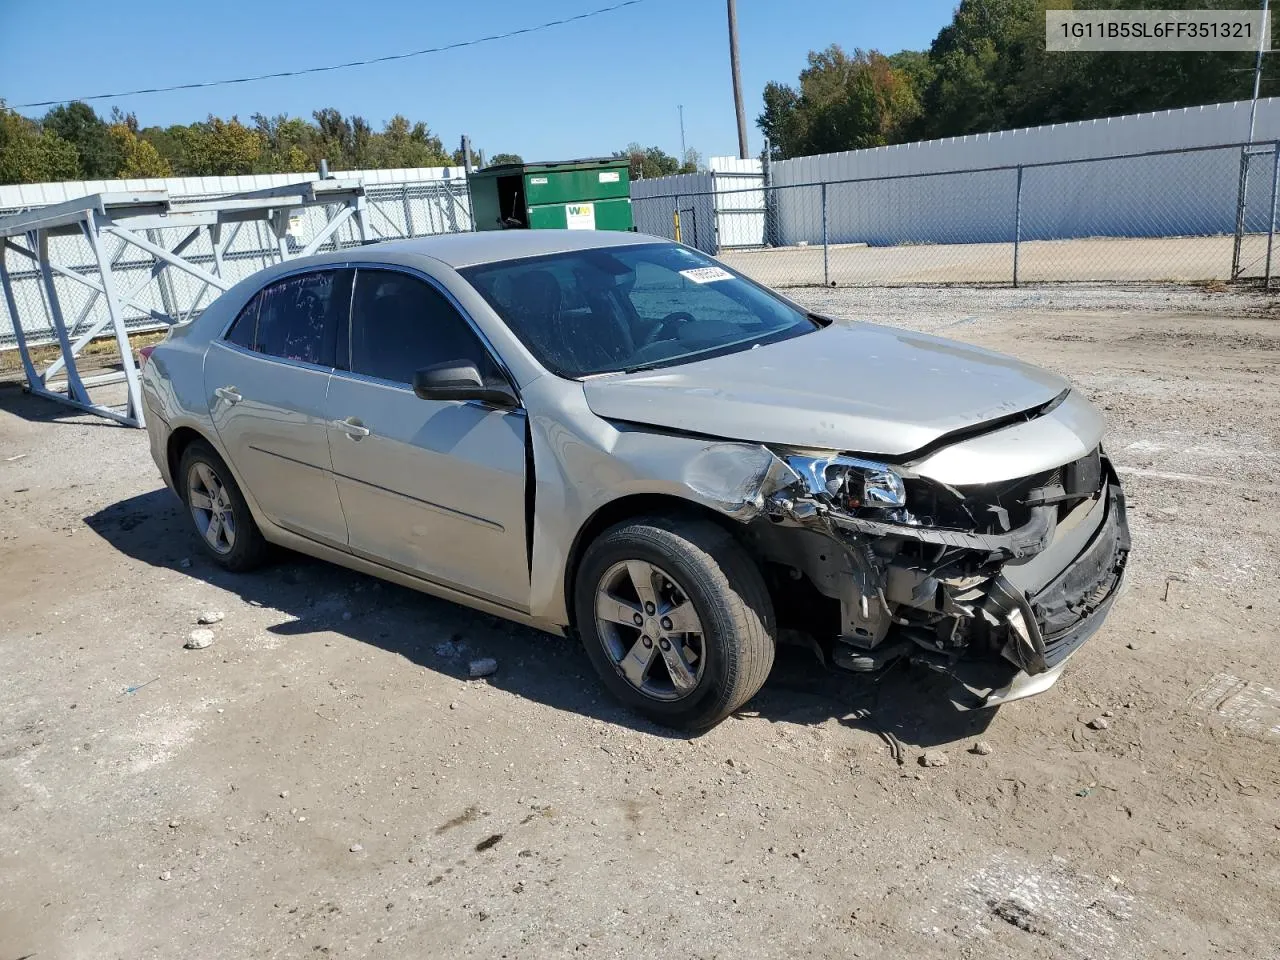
215, 386, 242, 404
335, 417, 371, 440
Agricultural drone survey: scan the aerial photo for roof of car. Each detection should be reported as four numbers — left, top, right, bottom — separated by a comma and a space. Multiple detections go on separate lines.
352, 229, 664, 268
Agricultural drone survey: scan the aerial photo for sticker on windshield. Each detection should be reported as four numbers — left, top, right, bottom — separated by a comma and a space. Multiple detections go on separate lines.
679, 266, 734, 284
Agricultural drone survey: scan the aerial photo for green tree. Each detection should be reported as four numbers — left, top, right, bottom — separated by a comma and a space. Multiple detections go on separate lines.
0, 103, 80, 184
756, 46, 921, 158
614, 143, 693, 179
755, 0, 1270, 156
108, 122, 172, 178
2, 103, 476, 183
252, 114, 319, 173
40, 101, 118, 178
173, 116, 262, 176
759, 81, 806, 159
374, 115, 451, 169
488, 152, 523, 166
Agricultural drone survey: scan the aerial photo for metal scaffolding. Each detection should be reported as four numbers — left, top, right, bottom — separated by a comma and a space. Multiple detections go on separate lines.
0, 179, 369, 428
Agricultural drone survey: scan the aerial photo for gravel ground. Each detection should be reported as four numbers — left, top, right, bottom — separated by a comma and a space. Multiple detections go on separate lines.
717, 235, 1275, 287
2, 283, 1278, 960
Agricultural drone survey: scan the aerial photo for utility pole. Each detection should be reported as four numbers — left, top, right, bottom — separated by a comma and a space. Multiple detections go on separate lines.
1248, 0, 1272, 142
678, 105, 687, 166
726, 0, 749, 159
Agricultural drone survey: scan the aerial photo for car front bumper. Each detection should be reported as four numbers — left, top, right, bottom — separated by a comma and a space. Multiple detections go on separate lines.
950, 468, 1130, 709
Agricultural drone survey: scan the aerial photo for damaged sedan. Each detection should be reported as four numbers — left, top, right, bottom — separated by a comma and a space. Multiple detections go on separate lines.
140, 231, 1129, 730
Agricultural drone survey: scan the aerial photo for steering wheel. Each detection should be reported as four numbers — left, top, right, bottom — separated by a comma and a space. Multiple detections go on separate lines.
640, 311, 696, 348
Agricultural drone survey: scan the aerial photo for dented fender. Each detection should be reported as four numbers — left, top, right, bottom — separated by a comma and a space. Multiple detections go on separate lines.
522, 377, 807, 627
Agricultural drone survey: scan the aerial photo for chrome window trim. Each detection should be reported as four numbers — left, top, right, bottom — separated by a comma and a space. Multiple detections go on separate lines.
326, 364, 527, 417
212, 259, 525, 411
209, 337, 336, 376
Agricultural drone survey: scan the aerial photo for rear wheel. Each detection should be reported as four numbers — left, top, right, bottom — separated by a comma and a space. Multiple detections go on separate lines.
575, 516, 775, 731
178, 439, 268, 571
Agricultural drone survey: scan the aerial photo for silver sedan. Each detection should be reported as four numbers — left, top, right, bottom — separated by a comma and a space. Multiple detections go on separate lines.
140, 231, 1129, 730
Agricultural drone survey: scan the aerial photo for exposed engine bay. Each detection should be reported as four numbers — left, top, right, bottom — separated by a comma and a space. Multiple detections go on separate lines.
736, 438, 1131, 707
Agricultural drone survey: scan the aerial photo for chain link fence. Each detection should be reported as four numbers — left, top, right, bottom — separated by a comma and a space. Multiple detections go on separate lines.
9, 142, 1280, 351
631, 140, 1280, 290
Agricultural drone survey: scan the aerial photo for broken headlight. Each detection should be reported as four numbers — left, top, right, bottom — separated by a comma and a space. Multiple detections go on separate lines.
785, 453, 908, 512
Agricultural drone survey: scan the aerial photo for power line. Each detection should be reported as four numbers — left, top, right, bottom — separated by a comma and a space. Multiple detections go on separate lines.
15, 0, 648, 109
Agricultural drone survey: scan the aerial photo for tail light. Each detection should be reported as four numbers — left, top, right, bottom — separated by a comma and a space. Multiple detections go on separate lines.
137, 345, 156, 368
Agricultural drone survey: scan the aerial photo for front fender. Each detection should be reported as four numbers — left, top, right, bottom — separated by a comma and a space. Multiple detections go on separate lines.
522, 377, 796, 626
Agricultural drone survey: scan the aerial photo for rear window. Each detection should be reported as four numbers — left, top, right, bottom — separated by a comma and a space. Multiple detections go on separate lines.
223, 270, 353, 367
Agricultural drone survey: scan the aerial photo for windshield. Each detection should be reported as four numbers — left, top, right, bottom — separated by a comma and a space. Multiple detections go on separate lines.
459, 242, 818, 378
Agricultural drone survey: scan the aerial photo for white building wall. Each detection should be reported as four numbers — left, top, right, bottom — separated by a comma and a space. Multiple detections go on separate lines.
770, 97, 1280, 246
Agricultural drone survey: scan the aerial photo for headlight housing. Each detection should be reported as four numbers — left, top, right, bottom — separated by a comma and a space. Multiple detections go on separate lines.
784, 453, 907, 511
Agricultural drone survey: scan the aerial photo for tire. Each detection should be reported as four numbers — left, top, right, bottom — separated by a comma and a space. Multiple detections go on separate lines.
574, 516, 775, 731
177, 439, 269, 572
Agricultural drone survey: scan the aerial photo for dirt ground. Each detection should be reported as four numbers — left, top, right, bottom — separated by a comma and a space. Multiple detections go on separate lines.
2, 283, 1279, 960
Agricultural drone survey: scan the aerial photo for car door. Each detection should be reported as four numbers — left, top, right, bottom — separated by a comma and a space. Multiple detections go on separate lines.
203, 268, 353, 550
326, 266, 530, 609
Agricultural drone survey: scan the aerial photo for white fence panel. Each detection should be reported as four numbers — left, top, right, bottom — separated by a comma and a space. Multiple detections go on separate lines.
771, 97, 1280, 246
1, 167, 473, 347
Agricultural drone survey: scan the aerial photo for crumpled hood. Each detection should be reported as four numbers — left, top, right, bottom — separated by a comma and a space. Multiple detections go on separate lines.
583, 321, 1070, 457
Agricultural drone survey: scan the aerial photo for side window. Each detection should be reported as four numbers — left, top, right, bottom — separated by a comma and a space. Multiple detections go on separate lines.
251, 270, 352, 366
349, 270, 497, 385
224, 293, 259, 349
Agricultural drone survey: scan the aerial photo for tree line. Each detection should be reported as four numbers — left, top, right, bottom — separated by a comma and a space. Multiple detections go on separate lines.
0, 101, 524, 185
758, 0, 1271, 159
0, 97, 706, 186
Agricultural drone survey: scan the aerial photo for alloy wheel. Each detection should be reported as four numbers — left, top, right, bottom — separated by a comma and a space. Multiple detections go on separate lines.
187, 461, 237, 555
594, 559, 706, 701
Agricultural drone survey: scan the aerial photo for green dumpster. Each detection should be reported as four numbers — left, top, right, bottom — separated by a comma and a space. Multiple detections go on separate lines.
468, 157, 634, 232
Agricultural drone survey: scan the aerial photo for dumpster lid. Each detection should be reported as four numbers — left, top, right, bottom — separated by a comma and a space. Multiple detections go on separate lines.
472, 157, 629, 177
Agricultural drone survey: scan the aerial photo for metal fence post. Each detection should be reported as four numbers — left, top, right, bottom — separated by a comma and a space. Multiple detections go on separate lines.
401, 184, 415, 238
821, 182, 830, 286
1012, 165, 1025, 288
762, 137, 776, 248
1267, 142, 1280, 288
1232, 148, 1250, 280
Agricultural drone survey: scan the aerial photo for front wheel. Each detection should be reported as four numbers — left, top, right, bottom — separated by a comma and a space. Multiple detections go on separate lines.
574, 516, 775, 731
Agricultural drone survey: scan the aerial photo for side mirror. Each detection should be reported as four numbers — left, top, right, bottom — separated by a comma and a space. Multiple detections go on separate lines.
412, 361, 519, 408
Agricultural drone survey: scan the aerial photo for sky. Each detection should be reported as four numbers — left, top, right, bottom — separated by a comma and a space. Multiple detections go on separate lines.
0, 0, 959, 162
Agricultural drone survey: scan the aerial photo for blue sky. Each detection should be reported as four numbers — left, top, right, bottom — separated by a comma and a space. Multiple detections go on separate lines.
1, 0, 958, 162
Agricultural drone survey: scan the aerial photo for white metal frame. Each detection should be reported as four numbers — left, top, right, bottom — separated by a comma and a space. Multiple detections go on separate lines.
0, 180, 369, 427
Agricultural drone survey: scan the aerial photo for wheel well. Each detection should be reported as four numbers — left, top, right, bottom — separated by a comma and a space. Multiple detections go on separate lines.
166, 426, 207, 490
562, 494, 746, 635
